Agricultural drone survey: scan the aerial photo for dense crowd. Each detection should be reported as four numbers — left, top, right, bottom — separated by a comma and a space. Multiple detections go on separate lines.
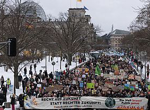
0, 53, 150, 110
18, 55, 150, 99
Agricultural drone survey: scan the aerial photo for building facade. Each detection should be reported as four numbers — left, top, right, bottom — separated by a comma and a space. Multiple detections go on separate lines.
108, 29, 130, 50
68, 8, 96, 44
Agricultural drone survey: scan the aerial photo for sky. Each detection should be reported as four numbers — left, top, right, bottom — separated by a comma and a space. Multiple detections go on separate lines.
24, 0, 145, 35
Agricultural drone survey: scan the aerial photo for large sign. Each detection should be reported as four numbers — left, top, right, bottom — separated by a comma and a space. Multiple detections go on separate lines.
24, 97, 148, 110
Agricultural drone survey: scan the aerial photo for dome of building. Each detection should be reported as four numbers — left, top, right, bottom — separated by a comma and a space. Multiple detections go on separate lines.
21, 1, 47, 21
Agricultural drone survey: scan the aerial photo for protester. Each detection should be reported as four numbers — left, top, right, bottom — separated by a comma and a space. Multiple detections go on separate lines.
24, 67, 27, 75
10, 94, 16, 110
6, 78, 11, 89
1, 85, 7, 102
34, 64, 37, 72
18, 74, 22, 87
1, 76, 4, 87
18, 94, 24, 108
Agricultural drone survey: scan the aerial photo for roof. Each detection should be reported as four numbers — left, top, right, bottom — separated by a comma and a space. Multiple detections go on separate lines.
69, 8, 85, 11
21, 1, 47, 21
110, 29, 130, 35
107, 29, 130, 38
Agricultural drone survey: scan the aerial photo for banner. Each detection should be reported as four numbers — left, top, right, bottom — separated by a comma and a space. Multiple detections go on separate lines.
24, 97, 148, 110
87, 83, 94, 88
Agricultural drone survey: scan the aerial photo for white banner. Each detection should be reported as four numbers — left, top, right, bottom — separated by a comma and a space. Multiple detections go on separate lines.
24, 96, 148, 110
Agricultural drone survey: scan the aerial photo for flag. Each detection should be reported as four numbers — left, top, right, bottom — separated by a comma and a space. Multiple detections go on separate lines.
124, 84, 130, 89
83, 6, 88, 10
87, 83, 94, 89
130, 85, 135, 91
95, 65, 101, 75
77, 0, 82, 2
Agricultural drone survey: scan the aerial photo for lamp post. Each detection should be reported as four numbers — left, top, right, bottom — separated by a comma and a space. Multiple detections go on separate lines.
52, 61, 55, 74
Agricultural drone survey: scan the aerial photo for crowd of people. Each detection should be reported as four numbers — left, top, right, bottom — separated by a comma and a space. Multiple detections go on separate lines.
0, 53, 150, 109
13, 54, 150, 100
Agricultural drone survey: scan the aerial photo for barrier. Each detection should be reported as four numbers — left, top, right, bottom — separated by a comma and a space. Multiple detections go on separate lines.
4, 102, 10, 108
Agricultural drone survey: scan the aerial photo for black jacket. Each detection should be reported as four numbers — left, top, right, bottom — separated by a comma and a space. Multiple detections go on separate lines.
18, 94, 24, 107
11, 97, 16, 105
0, 93, 5, 105
18, 75, 22, 82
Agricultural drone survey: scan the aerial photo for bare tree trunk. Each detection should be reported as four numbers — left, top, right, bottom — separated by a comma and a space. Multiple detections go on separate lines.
14, 64, 19, 94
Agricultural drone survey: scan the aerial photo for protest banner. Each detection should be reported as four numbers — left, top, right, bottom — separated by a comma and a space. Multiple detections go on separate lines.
124, 84, 130, 89
87, 83, 94, 89
148, 85, 150, 90
128, 74, 135, 80
130, 85, 135, 91
9, 85, 13, 93
80, 81, 84, 88
135, 75, 141, 82
46, 85, 63, 92
37, 84, 41, 88
24, 97, 148, 110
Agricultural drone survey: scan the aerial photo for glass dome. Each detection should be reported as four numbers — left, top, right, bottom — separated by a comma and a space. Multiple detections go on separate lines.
21, 1, 47, 21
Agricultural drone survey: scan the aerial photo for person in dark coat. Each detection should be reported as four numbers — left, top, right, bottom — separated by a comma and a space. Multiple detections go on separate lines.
0, 93, 5, 105
49, 72, 53, 79
29, 70, 33, 77
1, 85, 7, 102
30, 65, 32, 71
34, 64, 37, 72
22, 79, 26, 93
24, 67, 27, 75
18, 74, 22, 87
10, 94, 16, 110
18, 94, 24, 107
44, 70, 48, 78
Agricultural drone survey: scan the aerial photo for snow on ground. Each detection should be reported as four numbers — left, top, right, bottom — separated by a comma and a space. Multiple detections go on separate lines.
0, 56, 88, 110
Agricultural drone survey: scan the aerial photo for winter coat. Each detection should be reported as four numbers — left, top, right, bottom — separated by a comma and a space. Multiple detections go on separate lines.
18, 75, 22, 82
6, 79, 11, 85
18, 94, 24, 107
2, 86, 7, 94
49, 73, 53, 79
0, 93, 5, 105
11, 97, 16, 105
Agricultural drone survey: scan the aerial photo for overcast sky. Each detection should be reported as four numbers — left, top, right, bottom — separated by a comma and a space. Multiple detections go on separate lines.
26, 0, 145, 35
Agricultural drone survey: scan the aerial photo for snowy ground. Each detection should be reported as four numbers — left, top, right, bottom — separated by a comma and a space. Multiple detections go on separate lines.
0, 56, 88, 109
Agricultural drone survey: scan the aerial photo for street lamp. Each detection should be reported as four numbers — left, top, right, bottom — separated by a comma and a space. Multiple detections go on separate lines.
52, 61, 55, 74
43, 42, 56, 70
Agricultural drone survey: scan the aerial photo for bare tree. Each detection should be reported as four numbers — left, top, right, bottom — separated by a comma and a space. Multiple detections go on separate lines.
46, 12, 96, 65
122, 1, 150, 57
0, 0, 46, 93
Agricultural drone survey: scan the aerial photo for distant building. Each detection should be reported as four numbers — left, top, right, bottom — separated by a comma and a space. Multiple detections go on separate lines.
20, 1, 47, 21
108, 29, 130, 50
68, 8, 96, 43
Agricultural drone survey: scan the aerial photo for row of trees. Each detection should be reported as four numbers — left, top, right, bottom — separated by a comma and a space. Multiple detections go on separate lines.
122, 0, 150, 59
0, 0, 97, 93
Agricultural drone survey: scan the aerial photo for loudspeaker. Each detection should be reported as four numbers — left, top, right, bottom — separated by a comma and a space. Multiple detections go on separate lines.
7, 38, 16, 56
